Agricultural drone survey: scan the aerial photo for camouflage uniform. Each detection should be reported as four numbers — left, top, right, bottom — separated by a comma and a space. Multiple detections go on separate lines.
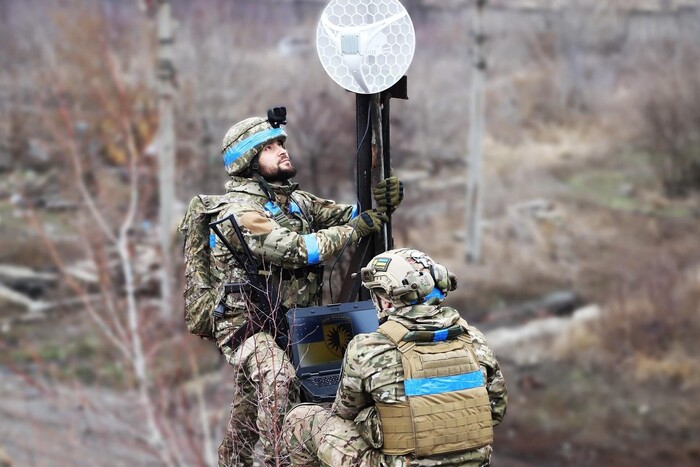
283, 305, 508, 467
214, 177, 363, 466
212, 116, 374, 466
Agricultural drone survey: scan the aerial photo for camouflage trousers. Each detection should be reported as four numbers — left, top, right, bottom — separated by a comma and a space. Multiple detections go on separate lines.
283, 405, 493, 467
218, 332, 299, 467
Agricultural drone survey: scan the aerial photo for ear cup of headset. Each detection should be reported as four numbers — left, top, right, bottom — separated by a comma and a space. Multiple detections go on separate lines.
430, 264, 454, 294
447, 272, 458, 292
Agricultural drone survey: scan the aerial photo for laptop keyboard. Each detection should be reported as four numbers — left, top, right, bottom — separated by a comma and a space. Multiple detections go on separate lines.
309, 374, 340, 387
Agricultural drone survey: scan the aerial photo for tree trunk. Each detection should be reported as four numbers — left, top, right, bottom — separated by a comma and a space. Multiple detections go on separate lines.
156, 0, 176, 317
465, 0, 487, 263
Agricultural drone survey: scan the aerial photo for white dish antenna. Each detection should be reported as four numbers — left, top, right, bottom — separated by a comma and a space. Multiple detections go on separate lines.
316, 0, 415, 94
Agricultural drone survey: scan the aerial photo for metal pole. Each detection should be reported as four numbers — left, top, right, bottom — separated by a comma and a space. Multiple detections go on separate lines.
381, 90, 393, 251
338, 78, 407, 302
338, 93, 373, 303
465, 0, 487, 263
370, 93, 387, 255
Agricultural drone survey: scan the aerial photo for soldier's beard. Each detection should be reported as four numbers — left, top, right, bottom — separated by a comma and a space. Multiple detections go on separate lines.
260, 164, 297, 183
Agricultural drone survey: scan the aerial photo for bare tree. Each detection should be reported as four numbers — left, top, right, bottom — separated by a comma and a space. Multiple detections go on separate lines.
155, 0, 178, 319
465, 0, 488, 263
2, 2, 220, 464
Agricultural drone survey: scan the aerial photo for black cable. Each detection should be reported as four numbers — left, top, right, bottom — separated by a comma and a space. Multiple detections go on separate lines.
327, 103, 373, 303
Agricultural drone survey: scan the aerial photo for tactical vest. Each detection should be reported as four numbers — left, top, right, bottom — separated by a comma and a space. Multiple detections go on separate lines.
209, 185, 323, 312
376, 319, 494, 457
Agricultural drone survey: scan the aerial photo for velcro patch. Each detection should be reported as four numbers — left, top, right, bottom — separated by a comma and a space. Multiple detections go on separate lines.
373, 257, 391, 272
239, 211, 276, 235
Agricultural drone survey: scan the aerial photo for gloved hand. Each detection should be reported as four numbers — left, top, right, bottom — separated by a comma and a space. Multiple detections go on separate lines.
373, 176, 404, 213
348, 209, 388, 239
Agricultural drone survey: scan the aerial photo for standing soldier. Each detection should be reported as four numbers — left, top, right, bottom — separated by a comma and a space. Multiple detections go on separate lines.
283, 248, 508, 466
207, 108, 404, 466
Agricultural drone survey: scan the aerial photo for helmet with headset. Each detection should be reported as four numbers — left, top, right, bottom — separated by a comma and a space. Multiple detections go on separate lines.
360, 248, 457, 319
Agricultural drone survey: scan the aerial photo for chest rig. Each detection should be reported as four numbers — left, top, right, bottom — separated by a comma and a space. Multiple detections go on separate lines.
376, 319, 494, 456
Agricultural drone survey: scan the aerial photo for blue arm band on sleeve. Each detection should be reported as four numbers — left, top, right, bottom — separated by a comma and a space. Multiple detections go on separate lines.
403, 370, 485, 396
209, 233, 216, 248
302, 234, 321, 265
350, 204, 359, 219
223, 127, 286, 167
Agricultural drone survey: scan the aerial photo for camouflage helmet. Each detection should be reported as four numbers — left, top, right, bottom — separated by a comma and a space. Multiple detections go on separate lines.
360, 248, 457, 312
221, 116, 287, 176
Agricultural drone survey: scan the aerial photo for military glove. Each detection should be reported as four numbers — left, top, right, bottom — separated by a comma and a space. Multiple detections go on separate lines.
373, 176, 404, 213
348, 209, 388, 239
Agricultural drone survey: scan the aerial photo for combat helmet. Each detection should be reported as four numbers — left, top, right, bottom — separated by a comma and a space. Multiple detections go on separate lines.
221, 108, 288, 176
360, 249, 457, 318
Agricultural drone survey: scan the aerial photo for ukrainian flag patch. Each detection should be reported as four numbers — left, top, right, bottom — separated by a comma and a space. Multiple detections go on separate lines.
373, 257, 391, 271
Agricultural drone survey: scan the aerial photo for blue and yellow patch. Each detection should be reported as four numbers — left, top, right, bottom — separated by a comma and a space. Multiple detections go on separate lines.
373, 257, 392, 272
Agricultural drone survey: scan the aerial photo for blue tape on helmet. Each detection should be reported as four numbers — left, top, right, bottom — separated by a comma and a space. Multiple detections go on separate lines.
223, 127, 286, 167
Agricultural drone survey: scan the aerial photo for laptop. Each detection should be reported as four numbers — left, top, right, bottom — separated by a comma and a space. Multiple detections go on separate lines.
286, 300, 379, 403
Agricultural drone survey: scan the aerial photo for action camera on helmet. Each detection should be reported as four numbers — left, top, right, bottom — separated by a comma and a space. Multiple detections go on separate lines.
267, 107, 287, 128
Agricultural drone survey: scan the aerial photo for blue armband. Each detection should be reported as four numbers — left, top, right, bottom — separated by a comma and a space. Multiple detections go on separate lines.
302, 234, 321, 265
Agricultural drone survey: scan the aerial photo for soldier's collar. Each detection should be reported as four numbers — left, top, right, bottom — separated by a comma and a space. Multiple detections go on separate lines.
269, 181, 299, 196
390, 305, 462, 331
224, 177, 268, 197
225, 177, 298, 199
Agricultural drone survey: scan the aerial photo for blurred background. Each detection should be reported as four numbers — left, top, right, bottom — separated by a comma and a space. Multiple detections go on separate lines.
1, 0, 699, 465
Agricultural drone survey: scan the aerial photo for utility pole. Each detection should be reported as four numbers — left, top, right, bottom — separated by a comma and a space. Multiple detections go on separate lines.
156, 0, 176, 316
465, 0, 487, 263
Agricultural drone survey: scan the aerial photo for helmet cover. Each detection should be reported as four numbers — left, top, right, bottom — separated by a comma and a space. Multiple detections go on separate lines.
221, 116, 287, 176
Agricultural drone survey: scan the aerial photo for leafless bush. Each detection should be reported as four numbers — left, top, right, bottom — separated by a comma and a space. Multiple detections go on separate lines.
637, 46, 700, 197
506, 3, 630, 124
0, 2, 224, 465
596, 254, 700, 383
215, 274, 308, 467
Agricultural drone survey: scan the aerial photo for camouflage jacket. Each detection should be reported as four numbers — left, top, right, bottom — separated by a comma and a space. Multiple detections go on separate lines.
332, 304, 508, 463
211, 177, 358, 346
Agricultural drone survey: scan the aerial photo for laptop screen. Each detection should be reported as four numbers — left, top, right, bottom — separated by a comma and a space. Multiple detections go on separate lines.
287, 301, 378, 375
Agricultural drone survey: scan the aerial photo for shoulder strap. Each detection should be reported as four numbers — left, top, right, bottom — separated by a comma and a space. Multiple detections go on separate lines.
263, 200, 293, 230
378, 320, 415, 353
197, 194, 233, 215
456, 318, 473, 345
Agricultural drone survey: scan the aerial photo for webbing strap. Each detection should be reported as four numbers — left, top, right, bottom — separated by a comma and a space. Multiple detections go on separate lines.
264, 200, 292, 230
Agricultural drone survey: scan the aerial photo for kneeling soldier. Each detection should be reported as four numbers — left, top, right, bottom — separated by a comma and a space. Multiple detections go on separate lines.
283, 248, 508, 466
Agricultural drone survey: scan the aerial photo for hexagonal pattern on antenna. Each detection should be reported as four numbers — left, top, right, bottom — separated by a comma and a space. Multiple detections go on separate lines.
316, 0, 416, 94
